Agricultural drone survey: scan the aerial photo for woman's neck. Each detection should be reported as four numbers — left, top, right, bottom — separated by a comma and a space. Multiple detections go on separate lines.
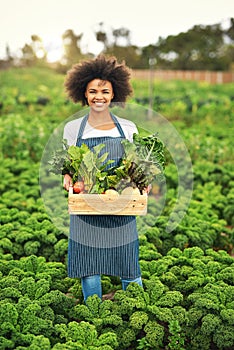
88, 111, 116, 130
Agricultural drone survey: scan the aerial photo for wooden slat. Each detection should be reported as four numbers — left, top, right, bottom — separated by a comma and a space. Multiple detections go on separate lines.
68, 193, 148, 215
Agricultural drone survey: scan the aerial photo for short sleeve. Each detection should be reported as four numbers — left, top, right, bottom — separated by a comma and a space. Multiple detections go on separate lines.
63, 118, 83, 146
115, 116, 138, 142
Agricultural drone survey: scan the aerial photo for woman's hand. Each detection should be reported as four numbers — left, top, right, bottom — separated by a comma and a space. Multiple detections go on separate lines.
63, 174, 72, 192
144, 184, 152, 194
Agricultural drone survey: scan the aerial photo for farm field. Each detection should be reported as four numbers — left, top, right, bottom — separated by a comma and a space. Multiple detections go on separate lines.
0, 66, 234, 349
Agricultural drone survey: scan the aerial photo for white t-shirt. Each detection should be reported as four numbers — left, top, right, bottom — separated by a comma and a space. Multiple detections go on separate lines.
63, 115, 138, 146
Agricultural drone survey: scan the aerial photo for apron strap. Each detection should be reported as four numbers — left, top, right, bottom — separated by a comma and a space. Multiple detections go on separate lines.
110, 113, 126, 138
77, 114, 89, 138
77, 113, 125, 139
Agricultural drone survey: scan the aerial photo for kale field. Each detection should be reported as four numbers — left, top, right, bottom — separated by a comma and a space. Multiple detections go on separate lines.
0, 67, 234, 349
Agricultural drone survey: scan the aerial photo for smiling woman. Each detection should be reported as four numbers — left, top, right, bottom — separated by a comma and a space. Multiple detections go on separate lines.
62, 54, 145, 303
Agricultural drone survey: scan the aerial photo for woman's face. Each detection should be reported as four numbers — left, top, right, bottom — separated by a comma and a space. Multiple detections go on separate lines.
85, 79, 114, 112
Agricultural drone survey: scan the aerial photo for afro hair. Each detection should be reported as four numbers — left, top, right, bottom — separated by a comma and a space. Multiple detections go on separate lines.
64, 55, 133, 106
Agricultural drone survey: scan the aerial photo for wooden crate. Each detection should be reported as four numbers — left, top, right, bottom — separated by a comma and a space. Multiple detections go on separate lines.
68, 188, 147, 215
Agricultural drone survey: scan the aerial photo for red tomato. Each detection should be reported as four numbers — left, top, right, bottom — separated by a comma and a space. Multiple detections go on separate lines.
73, 181, 85, 194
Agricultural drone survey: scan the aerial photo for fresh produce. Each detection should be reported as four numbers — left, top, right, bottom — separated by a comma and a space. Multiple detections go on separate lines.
49, 130, 165, 195
73, 180, 85, 193
116, 131, 165, 192
49, 142, 114, 193
121, 186, 141, 195
104, 189, 120, 197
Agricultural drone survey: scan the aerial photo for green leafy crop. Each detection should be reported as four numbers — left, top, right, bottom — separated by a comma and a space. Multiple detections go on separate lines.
49, 130, 165, 194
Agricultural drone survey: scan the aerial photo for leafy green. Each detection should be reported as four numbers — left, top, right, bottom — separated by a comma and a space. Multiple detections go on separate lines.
113, 132, 165, 192
49, 142, 114, 193
133, 132, 165, 169
49, 132, 165, 194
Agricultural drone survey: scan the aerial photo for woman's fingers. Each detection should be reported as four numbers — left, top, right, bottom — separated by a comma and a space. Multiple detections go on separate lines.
63, 174, 72, 191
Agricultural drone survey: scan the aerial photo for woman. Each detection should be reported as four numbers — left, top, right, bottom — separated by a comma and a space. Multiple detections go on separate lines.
63, 55, 144, 302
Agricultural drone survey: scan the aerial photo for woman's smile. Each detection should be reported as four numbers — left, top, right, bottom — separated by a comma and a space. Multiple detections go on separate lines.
85, 79, 114, 111
93, 101, 105, 106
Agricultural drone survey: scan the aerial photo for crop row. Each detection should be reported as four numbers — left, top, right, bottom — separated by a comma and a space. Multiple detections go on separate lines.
0, 248, 233, 349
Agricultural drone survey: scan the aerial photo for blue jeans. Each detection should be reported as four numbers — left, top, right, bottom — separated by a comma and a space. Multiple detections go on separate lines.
81, 274, 143, 302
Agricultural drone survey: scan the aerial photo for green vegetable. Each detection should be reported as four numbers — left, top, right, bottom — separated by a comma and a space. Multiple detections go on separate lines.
69, 143, 114, 192
49, 131, 165, 194
49, 142, 114, 193
55, 320, 118, 349
117, 131, 165, 191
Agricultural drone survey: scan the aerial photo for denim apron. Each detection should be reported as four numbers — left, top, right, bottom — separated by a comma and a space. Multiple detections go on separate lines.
67, 113, 141, 279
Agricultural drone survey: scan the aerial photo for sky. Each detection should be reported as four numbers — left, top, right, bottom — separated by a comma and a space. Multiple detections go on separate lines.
0, 0, 233, 62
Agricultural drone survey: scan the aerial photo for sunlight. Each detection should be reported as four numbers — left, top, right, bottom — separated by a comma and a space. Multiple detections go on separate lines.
47, 47, 63, 63
43, 35, 64, 63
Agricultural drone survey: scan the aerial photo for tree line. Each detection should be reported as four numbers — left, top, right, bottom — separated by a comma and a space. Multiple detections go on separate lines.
1, 18, 234, 71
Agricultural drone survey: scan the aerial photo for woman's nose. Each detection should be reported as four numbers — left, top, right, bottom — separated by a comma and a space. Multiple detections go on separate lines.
95, 91, 103, 99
